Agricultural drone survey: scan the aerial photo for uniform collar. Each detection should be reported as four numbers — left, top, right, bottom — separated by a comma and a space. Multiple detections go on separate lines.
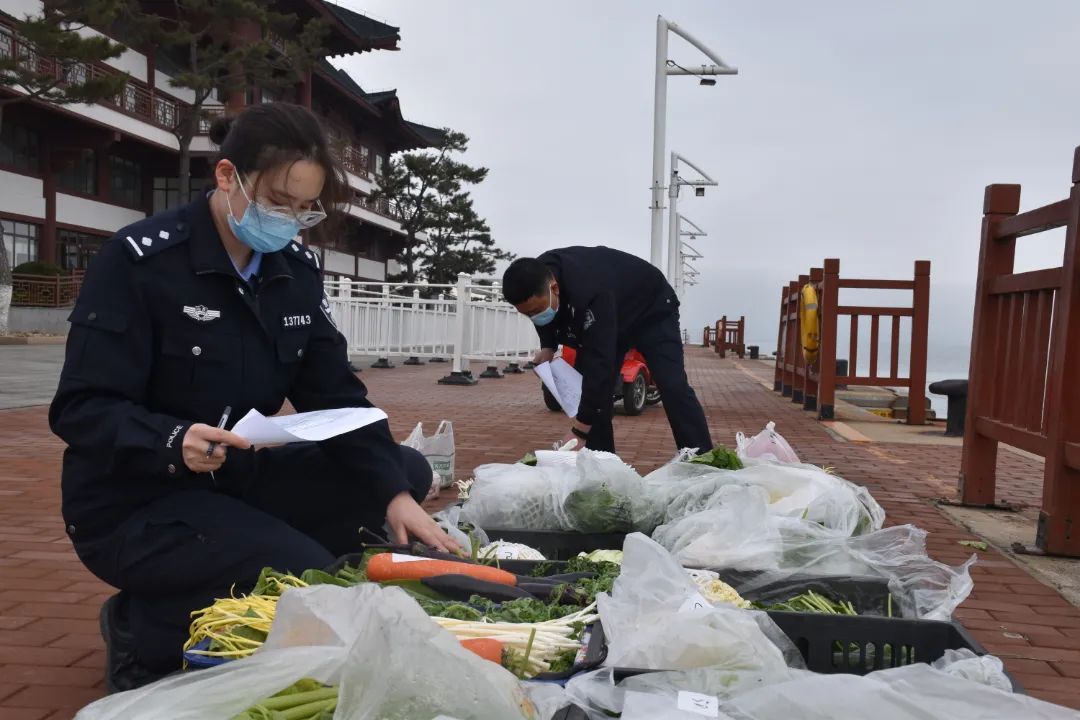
187, 191, 293, 283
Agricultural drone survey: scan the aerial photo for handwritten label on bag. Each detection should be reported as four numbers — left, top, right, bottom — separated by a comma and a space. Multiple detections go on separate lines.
678, 591, 711, 613
390, 553, 427, 563
677, 691, 720, 717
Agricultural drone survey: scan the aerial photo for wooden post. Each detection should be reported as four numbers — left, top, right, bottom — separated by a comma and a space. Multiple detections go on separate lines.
738, 315, 746, 358
774, 285, 786, 392
793, 273, 810, 405
1037, 149, 1080, 555
907, 260, 931, 425
818, 259, 840, 419
959, 184, 1020, 506
782, 280, 798, 397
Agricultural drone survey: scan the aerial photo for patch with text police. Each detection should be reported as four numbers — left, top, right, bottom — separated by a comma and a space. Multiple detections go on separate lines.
283, 313, 313, 328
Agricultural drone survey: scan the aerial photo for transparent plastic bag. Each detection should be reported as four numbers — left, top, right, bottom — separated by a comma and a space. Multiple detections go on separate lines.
597, 533, 803, 674
657, 514, 975, 620
735, 421, 800, 464
432, 505, 489, 556
77, 584, 564, 720
720, 662, 1080, 719
932, 649, 1012, 692
459, 450, 644, 532
459, 462, 576, 530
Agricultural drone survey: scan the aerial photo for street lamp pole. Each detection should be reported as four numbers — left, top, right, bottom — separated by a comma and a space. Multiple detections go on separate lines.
676, 216, 706, 299
649, 15, 737, 272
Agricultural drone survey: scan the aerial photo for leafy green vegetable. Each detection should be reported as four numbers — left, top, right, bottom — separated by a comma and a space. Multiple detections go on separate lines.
689, 445, 743, 470
563, 485, 634, 533
519, 453, 538, 466
417, 595, 586, 625
231, 680, 337, 720
959, 540, 989, 551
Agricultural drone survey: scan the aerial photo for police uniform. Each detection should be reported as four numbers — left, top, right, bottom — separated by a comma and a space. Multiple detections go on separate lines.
48, 192, 433, 685
535, 246, 713, 454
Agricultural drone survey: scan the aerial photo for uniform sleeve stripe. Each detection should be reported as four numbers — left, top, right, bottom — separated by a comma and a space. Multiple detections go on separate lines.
125, 236, 144, 257
313, 253, 320, 269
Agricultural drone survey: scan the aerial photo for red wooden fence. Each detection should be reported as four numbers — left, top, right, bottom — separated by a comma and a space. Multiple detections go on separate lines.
715, 316, 746, 359
960, 150, 1080, 556
775, 259, 930, 423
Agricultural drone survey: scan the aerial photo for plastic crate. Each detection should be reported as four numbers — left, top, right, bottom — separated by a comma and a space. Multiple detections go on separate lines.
710, 570, 905, 617
584, 617, 1022, 692
483, 529, 627, 560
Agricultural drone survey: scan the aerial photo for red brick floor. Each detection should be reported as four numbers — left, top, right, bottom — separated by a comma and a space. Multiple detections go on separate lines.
0, 348, 1077, 717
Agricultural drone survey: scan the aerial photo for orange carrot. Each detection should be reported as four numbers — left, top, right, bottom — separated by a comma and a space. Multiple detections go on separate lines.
366, 553, 518, 586
460, 638, 505, 665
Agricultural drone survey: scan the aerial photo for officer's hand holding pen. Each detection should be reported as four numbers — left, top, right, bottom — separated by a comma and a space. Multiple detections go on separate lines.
181, 423, 251, 474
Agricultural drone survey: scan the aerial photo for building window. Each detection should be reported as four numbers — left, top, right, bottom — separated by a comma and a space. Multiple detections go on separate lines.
1, 219, 40, 268
374, 154, 385, 176
153, 177, 204, 212
0, 121, 40, 174
57, 148, 97, 195
56, 229, 105, 271
109, 155, 142, 207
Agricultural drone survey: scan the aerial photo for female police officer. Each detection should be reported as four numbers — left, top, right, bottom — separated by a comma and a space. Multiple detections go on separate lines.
48, 102, 458, 692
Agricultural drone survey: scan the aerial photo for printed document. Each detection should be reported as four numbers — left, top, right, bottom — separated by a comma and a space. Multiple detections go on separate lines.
534, 359, 582, 417
231, 407, 388, 445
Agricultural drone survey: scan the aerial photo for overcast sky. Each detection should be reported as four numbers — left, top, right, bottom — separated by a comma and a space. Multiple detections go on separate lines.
335, 0, 1079, 377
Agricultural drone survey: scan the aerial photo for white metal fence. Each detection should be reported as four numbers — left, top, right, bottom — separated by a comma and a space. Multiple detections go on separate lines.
323, 273, 539, 376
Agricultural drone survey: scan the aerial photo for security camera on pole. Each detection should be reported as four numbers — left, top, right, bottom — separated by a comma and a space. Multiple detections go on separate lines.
649, 16, 737, 275
667, 153, 716, 292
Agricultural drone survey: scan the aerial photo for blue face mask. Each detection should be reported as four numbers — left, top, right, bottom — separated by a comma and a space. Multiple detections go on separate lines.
531, 288, 557, 327
225, 174, 304, 253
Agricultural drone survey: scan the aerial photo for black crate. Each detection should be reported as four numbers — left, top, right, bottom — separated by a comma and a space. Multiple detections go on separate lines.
584, 617, 1022, 692
707, 570, 905, 617
483, 529, 627, 561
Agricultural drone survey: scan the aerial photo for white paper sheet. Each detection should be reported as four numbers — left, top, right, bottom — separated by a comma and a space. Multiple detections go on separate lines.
231, 407, 389, 445
534, 358, 582, 417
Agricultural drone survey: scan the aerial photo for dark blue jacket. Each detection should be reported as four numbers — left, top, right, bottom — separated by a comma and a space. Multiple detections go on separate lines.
534, 246, 677, 425
49, 194, 407, 535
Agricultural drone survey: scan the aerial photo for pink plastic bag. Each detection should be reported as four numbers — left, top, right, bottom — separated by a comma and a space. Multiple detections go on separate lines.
735, 422, 800, 464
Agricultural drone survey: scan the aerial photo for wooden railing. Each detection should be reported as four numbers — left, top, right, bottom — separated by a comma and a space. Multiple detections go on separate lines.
774, 258, 930, 423
338, 144, 371, 178
12, 272, 84, 308
0, 20, 187, 132
714, 315, 745, 359
702, 326, 716, 347
959, 150, 1080, 556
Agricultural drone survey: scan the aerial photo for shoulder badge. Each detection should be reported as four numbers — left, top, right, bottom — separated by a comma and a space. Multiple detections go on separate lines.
283, 241, 322, 272
119, 208, 190, 262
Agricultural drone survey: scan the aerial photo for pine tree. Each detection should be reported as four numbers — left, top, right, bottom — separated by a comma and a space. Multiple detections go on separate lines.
373, 129, 510, 286
130, 0, 328, 197
0, 0, 129, 334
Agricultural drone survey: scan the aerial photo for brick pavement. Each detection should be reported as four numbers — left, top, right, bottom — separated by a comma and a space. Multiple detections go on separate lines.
0, 347, 1077, 717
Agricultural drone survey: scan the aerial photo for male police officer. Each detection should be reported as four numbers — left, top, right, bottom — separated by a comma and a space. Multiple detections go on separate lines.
502, 246, 713, 454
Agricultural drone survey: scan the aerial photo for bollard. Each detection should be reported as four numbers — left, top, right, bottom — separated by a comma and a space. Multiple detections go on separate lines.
748, 345, 759, 360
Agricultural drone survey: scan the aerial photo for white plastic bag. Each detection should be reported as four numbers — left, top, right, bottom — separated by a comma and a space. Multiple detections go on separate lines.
402, 420, 456, 488
460, 450, 645, 532
736, 421, 800, 464
597, 533, 803, 674
432, 505, 489, 556
720, 662, 1080, 719
77, 584, 565, 720
932, 649, 1012, 692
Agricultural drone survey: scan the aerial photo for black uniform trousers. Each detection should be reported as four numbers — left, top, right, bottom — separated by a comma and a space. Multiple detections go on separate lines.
71, 443, 433, 674
585, 310, 713, 455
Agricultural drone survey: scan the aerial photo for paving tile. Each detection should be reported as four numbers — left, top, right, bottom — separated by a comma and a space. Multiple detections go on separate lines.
1, 351, 1078, 715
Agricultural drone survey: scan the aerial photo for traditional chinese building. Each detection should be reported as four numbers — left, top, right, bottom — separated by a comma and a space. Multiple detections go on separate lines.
0, 0, 435, 285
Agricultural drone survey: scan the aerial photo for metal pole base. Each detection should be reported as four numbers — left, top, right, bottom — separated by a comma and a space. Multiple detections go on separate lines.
792, 389, 804, 404
371, 358, 395, 369
781, 384, 793, 398
438, 371, 478, 386
504, 362, 525, 374
428, 357, 447, 363
938, 498, 1021, 512
819, 404, 835, 420
480, 365, 503, 379
404, 357, 422, 366
804, 395, 818, 411
524, 361, 537, 370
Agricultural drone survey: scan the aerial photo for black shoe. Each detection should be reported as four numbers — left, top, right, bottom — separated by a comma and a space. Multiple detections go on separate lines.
99, 593, 168, 694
